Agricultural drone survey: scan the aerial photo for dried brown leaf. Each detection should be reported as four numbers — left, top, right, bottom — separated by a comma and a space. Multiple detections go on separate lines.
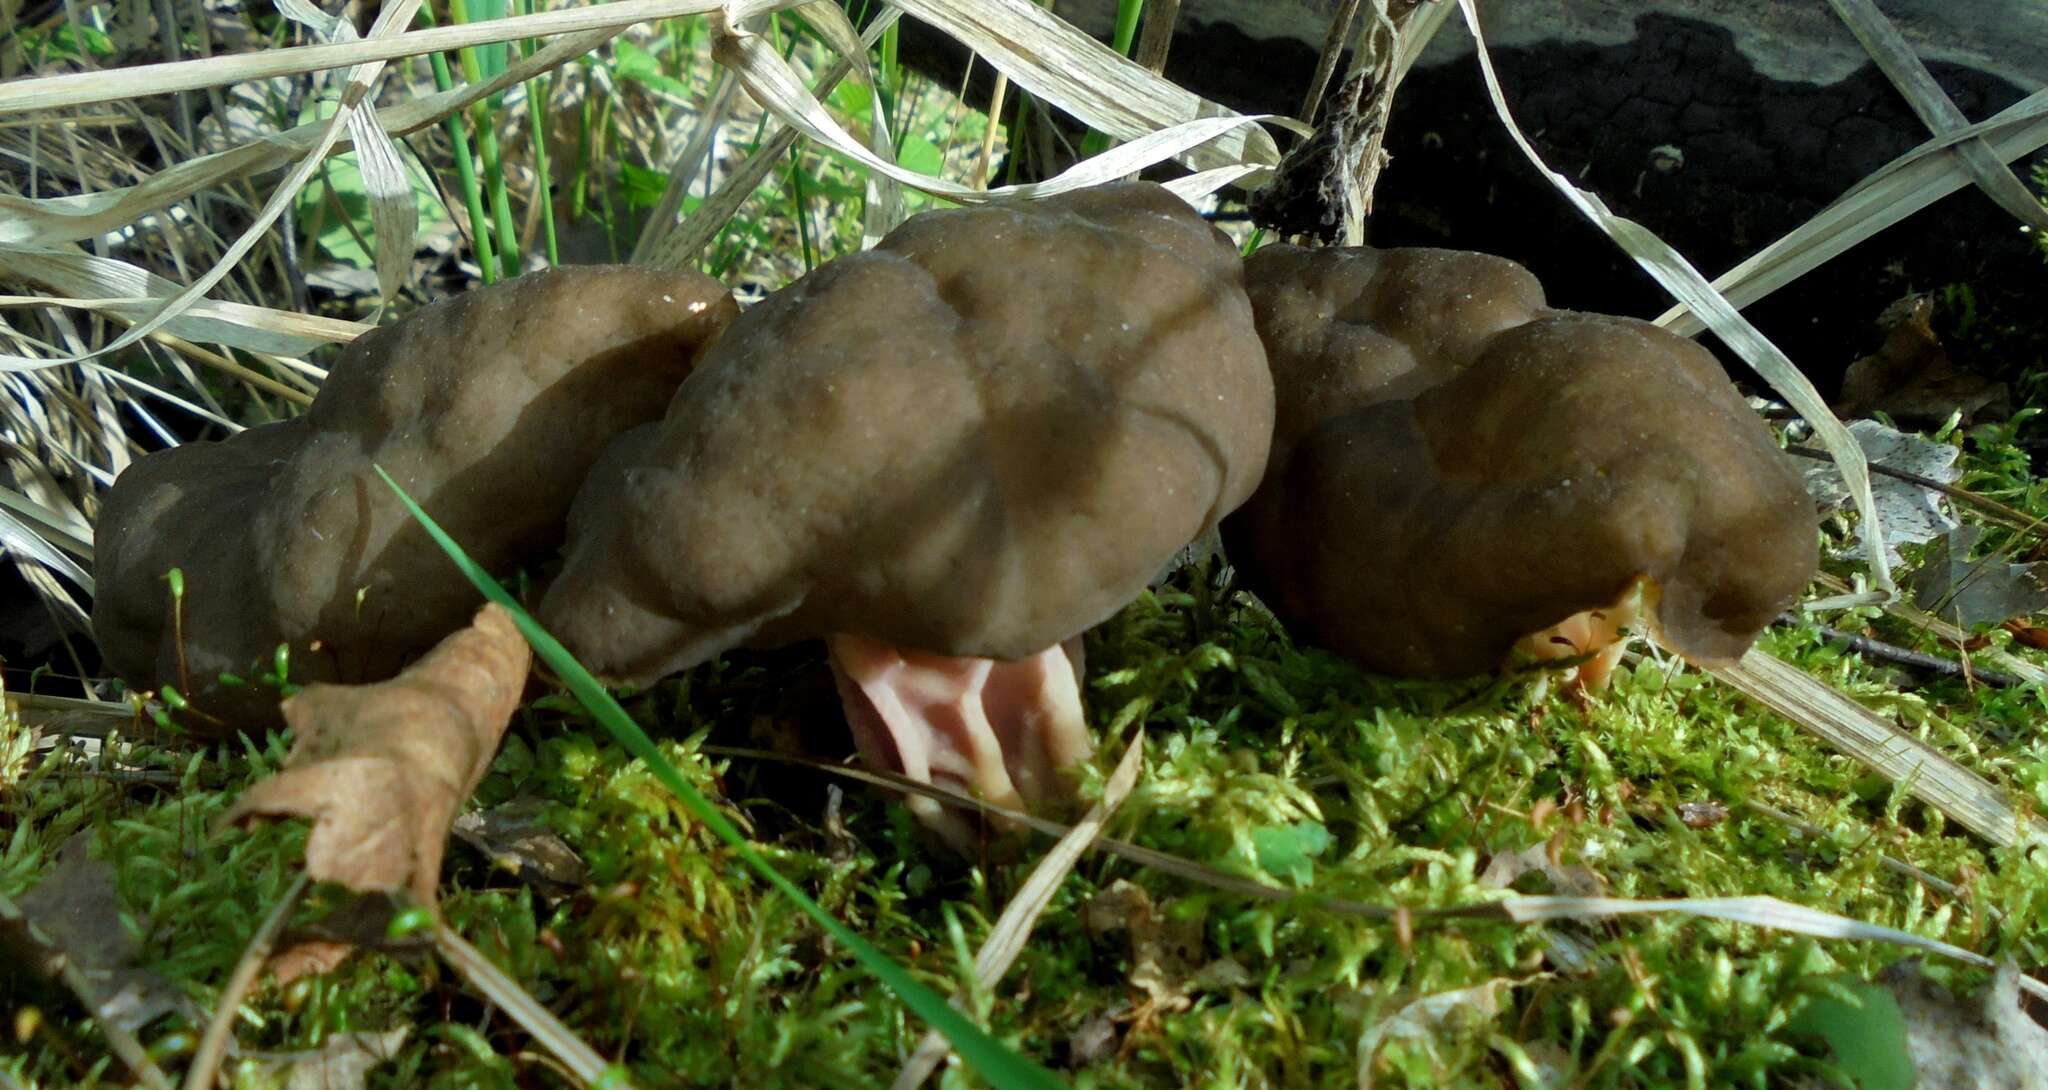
220, 604, 530, 906
4, 832, 185, 1033
233, 1027, 411, 1090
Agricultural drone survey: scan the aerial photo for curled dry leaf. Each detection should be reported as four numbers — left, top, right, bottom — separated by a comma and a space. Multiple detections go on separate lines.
1910, 524, 2048, 629
233, 1027, 411, 1090
220, 605, 530, 907
1836, 295, 2008, 426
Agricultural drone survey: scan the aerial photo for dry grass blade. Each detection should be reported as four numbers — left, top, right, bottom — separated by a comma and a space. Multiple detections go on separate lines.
0, 0, 727, 114
0, 0, 426, 370
1824, 0, 2048, 231
434, 924, 634, 1089
181, 874, 311, 1090
0, 247, 367, 359
637, 7, 900, 270
1811, 570, 2048, 686
0, 27, 616, 248
0, 482, 91, 559
891, 0, 1287, 172
715, 22, 1277, 203
1453, 0, 1893, 597
0, 504, 90, 591
1658, 86, 2048, 336
276, 0, 419, 304
782, 1, 904, 245
1490, 895, 2048, 1003
889, 732, 1146, 1090
1707, 648, 2048, 848
629, 70, 739, 264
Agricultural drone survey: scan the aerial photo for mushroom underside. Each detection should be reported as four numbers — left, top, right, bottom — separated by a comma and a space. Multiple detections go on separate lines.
827, 633, 1092, 852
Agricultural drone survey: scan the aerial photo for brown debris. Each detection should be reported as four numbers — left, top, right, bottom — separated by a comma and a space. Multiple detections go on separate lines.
220, 604, 531, 907
1836, 295, 2008, 426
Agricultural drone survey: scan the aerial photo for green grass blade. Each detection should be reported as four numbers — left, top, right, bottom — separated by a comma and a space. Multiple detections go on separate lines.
449, 0, 522, 278
418, 5, 498, 283
372, 466, 1065, 1090
516, 0, 559, 267
1078, 0, 1144, 159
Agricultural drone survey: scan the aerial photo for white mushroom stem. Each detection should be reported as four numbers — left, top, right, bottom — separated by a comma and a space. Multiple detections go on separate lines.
826, 633, 1094, 852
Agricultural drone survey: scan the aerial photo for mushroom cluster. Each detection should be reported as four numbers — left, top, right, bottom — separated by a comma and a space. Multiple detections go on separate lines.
1222, 243, 1818, 687
92, 187, 1816, 849
93, 265, 737, 727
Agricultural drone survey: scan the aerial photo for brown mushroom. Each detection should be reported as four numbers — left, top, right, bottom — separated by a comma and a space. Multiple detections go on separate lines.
540, 182, 1274, 847
1223, 243, 1816, 686
92, 265, 738, 730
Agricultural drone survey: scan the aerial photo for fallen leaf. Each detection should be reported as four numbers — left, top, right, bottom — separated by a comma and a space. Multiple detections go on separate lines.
1080, 879, 1241, 1033
1064, 1011, 1121, 1067
3, 832, 186, 1033
1910, 525, 2048, 629
1676, 801, 1730, 829
1358, 978, 1527, 1090
1478, 842, 1605, 898
266, 894, 420, 985
2004, 619, 2048, 651
221, 605, 530, 906
1836, 295, 2007, 426
450, 798, 588, 892
231, 1027, 411, 1090
1802, 419, 1961, 567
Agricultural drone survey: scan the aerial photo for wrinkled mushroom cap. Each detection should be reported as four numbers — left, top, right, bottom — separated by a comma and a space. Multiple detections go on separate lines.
541, 182, 1275, 684
93, 265, 738, 728
1224, 243, 1816, 677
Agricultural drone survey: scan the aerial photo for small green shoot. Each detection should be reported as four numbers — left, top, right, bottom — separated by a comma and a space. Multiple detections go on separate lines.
372, 465, 1065, 1090
1077, 0, 1145, 159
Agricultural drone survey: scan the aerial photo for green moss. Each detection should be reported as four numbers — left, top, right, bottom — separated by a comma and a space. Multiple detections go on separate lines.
8, 380, 2048, 1090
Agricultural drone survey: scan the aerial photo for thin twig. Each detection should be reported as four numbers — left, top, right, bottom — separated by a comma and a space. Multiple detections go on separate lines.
1132, 0, 1180, 73
434, 923, 636, 1089
1775, 612, 2024, 688
183, 873, 311, 1090
1742, 800, 1979, 909
1298, 0, 1362, 124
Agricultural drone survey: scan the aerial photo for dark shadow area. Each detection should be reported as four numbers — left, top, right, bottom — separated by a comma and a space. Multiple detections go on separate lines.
900, 11, 2048, 396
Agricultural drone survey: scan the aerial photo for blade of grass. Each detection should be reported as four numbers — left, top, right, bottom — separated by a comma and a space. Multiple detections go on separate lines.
517, 0, 559, 266
418, 4, 498, 283
449, 0, 522, 279
1077, 0, 1144, 159
372, 465, 1065, 1090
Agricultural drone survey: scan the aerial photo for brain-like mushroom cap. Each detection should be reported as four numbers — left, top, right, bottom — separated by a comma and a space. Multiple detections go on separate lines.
93, 265, 737, 728
1224, 243, 1816, 677
541, 182, 1276, 684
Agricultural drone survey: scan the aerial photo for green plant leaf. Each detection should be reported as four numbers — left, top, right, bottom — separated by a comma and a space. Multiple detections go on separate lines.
1787, 975, 1915, 1090
374, 466, 1065, 1090
1250, 820, 1331, 886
